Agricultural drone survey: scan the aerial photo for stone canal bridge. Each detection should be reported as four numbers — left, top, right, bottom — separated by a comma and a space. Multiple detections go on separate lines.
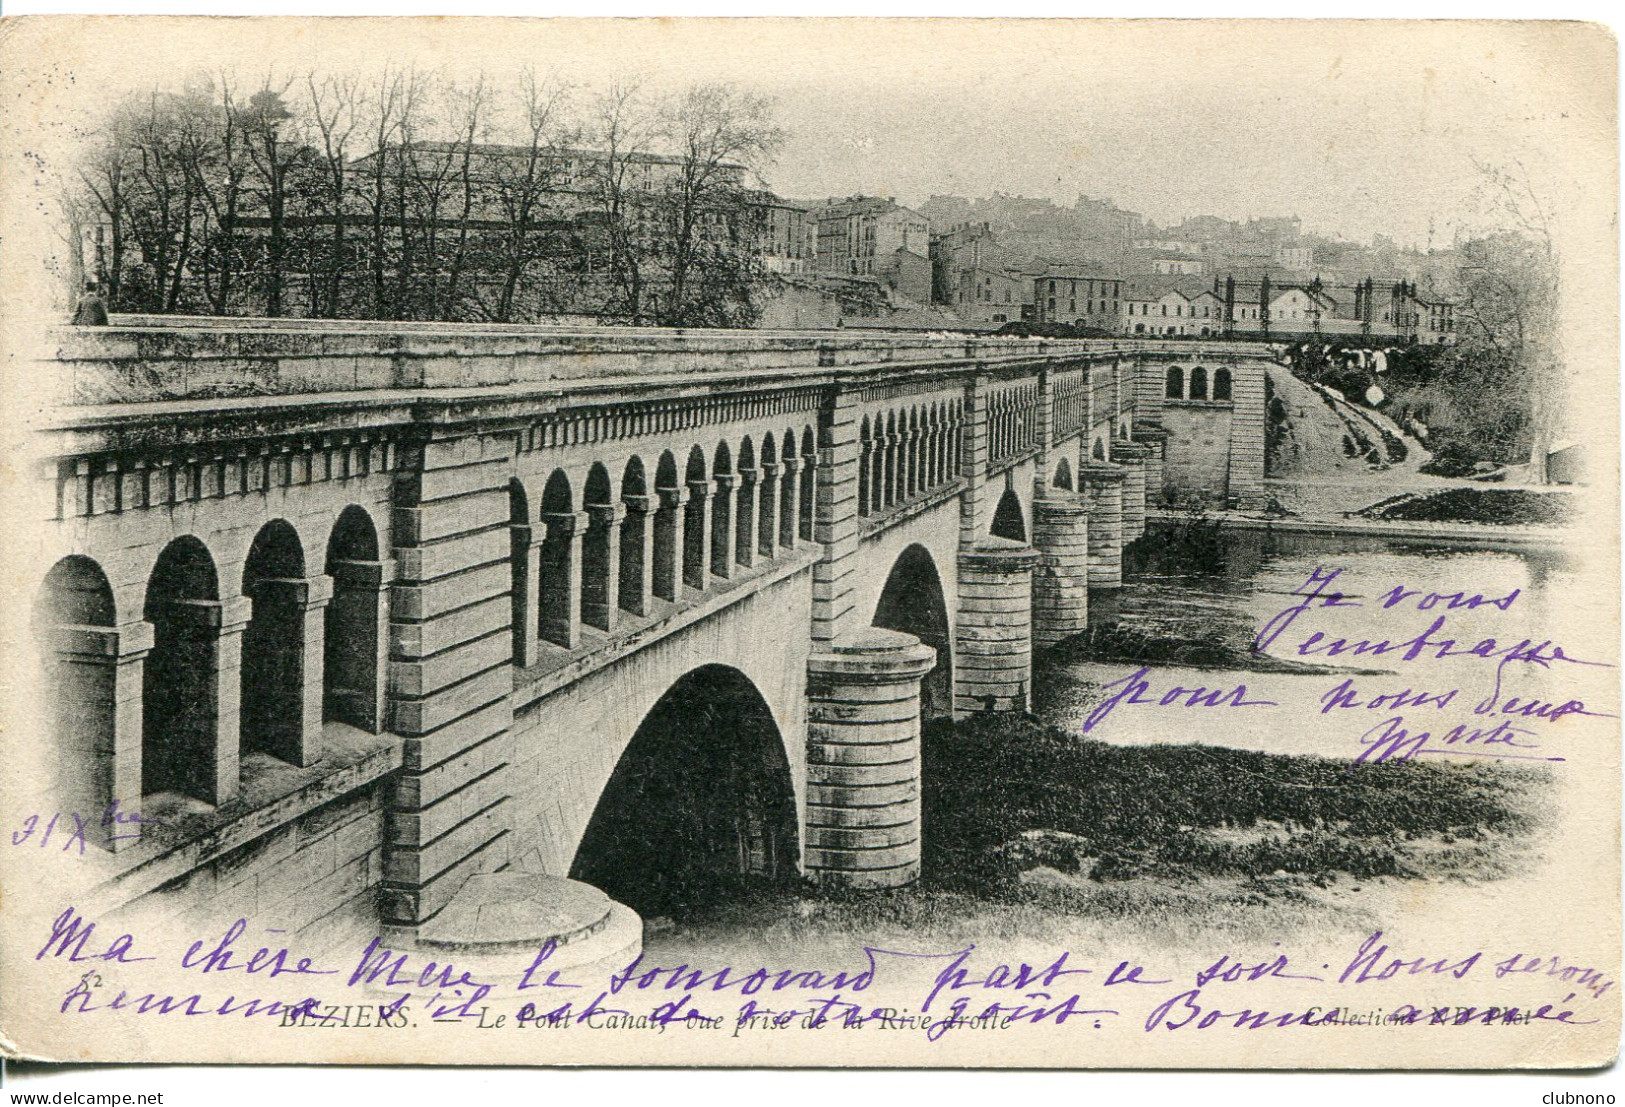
21, 320, 1269, 953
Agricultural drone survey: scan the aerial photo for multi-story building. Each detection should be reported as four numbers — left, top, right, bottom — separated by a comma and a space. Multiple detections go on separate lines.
930, 223, 1033, 324
1418, 296, 1457, 344
1151, 253, 1205, 276
1275, 245, 1315, 271
1120, 276, 1223, 336
757, 199, 817, 275
811, 196, 932, 304
1031, 266, 1122, 329
347, 141, 810, 272
1269, 285, 1336, 331
1209, 274, 1455, 343
1187, 289, 1226, 335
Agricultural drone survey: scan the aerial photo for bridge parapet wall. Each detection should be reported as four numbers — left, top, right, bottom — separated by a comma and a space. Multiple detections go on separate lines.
21, 321, 1278, 935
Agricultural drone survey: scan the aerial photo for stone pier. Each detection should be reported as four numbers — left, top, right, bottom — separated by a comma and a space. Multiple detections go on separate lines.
1132, 423, 1169, 511
1079, 462, 1126, 590
955, 539, 1039, 714
1115, 441, 1151, 544
1030, 496, 1091, 650
804, 629, 937, 889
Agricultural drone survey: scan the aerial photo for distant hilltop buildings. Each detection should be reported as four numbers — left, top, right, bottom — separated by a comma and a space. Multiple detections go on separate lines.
75, 116, 1458, 339
782, 192, 1456, 342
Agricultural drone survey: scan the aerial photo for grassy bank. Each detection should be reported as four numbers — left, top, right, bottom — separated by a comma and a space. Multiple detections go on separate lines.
921, 714, 1541, 891
648, 715, 1548, 956
1356, 487, 1574, 527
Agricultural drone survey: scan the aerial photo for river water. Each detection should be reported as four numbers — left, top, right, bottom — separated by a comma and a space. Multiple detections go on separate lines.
1036, 524, 1611, 767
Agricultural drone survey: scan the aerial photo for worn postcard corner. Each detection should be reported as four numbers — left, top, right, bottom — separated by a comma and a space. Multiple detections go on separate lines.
0, 14, 1617, 1071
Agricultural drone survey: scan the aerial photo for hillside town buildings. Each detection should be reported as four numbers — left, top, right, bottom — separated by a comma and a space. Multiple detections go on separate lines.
79, 121, 1456, 340
809, 196, 933, 305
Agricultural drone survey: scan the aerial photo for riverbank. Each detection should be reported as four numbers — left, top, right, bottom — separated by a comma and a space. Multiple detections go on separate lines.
643, 715, 1548, 961
1148, 509, 1571, 553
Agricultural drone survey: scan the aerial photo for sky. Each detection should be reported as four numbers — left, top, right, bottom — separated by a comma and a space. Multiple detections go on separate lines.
3, 17, 1615, 250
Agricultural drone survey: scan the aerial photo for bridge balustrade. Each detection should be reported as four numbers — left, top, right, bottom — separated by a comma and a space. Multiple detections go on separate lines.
26, 320, 1266, 931
518, 419, 822, 677
856, 398, 965, 522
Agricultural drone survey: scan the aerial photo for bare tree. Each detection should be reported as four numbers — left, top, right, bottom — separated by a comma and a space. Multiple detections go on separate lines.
425, 73, 490, 320
357, 65, 420, 318
479, 69, 574, 322
181, 74, 254, 315
582, 81, 661, 324
657, 82, 782, 328
303, 71, 362, 317
240, 79, 303, 316
77, 113, 136, 306
1454, 158, 1562, 482
116, 91, 204, 313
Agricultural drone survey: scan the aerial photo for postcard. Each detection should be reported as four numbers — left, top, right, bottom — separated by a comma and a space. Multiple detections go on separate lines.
0, 15, 1617, 1070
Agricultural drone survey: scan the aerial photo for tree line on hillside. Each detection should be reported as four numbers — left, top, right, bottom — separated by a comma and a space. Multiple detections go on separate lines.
67, 68, 784, 327
1283, 228, 1561, 478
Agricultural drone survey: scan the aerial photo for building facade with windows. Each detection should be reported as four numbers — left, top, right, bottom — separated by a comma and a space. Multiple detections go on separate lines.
1031, 267, 1123, 328
812, 197, 932, 303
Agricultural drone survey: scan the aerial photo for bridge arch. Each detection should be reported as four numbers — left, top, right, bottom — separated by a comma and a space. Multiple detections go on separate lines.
682, 447, 708, 590
324, 505, 383, 732
569, 664, 798, 917
710, 442, 733, 579
619, 456, 648, 618
1165, 365, 1184, 399
871, 544, 953, 720
911, 408, 925, 494
143, 535, 221, 800
780, 431, 799, 547
38, 554, 116, 628
1053, 457, 1074, 491
1189, 366, 1209, 401
582, 463, 615, 631
241, 520, 308, 764
758, 432, 778, 559
539, 468, 575, 647
653, 451, 681, 602
509, 478, 531, 667
35, 556, 119, 822
798, 427, 815, 541
1213, 366, 1233, 401
991, 483, 1027, 543
735, 436, 756, 568
858, 416, 872, 515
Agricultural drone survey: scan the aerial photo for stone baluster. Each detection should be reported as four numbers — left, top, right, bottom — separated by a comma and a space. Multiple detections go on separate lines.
684, 480, 711, 591
44, 619, 154, 850
710, 474, 735, 581
778, 457, 801, 550
758, 460, 779, 558
734, 467, 758, 570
